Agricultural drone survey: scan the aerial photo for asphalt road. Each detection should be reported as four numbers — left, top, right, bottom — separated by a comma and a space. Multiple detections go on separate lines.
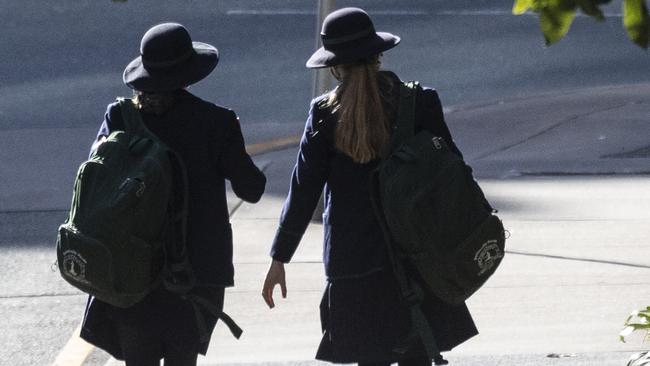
1, 0, 649, 142
1, 1, 649, 365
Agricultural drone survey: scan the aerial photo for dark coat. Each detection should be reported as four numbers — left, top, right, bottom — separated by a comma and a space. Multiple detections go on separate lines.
270, 72, 477, 356
80, 90, 266, 358
96, 90, 266, 286
271, 73, 462, 279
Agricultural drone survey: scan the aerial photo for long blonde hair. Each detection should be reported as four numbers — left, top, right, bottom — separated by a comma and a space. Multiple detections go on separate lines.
325, 56, 390, 164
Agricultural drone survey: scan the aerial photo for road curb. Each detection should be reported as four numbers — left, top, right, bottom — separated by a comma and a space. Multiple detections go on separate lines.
247, 135, 301, 156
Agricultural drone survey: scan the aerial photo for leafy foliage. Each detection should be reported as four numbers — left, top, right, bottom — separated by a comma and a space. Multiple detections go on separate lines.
623, 0, 650, 47
512, 0, 650, 48
620, 306, 650, 343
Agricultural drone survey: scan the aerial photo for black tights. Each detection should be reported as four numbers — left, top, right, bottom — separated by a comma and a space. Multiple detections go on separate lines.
115, 320, 198, 366
358, 357, 432, 366
122, 353, 198, 366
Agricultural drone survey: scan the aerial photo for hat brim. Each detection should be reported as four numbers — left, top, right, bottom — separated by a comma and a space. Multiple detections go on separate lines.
306, 32, 400, 69
123, 42, 219, 92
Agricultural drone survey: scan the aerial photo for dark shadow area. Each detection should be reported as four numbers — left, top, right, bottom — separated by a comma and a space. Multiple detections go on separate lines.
0, 210, 68, 247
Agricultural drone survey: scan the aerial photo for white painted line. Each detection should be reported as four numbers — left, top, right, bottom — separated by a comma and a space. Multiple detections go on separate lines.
51, 324, 95, 366
227, 8, 623, 18
438, 9, 622, 18
437, 9, 521, 16
362, 10, 429, 16
227, 9, 315, 15
227, 9, 428, 16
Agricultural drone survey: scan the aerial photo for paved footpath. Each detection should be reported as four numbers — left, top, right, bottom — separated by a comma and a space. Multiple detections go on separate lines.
37, 84, 650, 365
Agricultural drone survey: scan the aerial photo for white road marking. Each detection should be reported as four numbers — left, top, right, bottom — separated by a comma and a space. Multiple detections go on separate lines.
227, 9, 623, 18
227, 9, 428, 16
438, 10, 623, 17
51, 324, 94, 366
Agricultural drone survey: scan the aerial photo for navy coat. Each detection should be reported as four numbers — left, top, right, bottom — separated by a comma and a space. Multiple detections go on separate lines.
271, 74, 462, 279
95, 90, 266, 286
271, 72, 478, 354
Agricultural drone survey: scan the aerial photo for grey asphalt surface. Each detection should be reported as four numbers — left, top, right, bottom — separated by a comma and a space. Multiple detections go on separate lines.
2, 1, 650, 366
3, 0, 650, 211
1, 0, 649, 133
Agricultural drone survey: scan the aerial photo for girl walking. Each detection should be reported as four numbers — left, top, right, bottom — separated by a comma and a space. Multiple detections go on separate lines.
262, 8, 477, 366
81, 23, 266, 366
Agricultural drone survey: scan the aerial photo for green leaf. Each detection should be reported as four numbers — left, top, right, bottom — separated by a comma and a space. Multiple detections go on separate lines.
623, 0, 650, 48
576, 0, 606, 20
639, 309, 650, 316
620, 325, 635, 342
514, 0, 535, 14
540, 4, 578, 45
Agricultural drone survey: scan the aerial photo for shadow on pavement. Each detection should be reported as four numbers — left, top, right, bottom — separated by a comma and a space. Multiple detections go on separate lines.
0, 210, 67, 248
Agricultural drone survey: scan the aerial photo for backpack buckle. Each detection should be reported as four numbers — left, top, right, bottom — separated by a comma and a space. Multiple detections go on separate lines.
431, 137, 443, 150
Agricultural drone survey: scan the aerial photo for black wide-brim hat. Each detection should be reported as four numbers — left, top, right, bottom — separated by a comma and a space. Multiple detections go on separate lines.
306, 7, 400, 69
123, 23, 219, 92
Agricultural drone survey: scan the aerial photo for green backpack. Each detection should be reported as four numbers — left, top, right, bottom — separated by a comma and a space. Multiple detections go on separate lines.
57, 98, 242, 340
57, 98, 186, 307
372, 82, 506, 305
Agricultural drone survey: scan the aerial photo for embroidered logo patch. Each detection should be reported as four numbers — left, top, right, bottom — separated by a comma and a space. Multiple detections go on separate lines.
63, 250, 87, 280
474, 240, 504, 276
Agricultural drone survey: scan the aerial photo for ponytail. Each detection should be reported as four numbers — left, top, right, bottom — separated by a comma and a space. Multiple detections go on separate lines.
326, 56, 390, 164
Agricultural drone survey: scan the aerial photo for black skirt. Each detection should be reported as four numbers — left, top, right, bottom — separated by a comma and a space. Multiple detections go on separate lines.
315, 269, 478, 364
80, 286, 224, 360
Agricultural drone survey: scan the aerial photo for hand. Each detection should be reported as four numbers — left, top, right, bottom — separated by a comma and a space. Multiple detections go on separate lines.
262, 260, 287, 309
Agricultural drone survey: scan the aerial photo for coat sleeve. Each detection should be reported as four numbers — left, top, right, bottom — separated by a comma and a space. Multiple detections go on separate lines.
89, 103, 121, 157
270, 100, 330, 263
219, 110, 267, 203
419, 88, 464, 159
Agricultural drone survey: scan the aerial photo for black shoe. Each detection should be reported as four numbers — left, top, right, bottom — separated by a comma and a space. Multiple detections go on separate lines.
433, 355, 448, 365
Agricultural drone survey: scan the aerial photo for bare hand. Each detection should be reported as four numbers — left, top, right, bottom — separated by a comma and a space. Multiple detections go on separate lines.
262, 260, 287, 308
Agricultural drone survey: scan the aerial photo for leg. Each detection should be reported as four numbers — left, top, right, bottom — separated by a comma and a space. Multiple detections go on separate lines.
398, 357, 432, 366
114, 321, 162, 366
161, 288, 224, 366
433, 354, 449, 365
163, 350, 198, 366
358, 362, 391, 366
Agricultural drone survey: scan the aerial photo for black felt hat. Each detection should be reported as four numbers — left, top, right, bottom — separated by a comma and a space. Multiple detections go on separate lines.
123, 23, 219, 92
306, 7, 400, 69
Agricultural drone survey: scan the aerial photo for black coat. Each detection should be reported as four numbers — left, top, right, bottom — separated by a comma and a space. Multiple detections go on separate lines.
80, 90, 266, 358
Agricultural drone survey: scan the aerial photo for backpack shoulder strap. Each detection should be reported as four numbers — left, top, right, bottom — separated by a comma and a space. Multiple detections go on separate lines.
392, 81, 422, 150
368, 170, 440, 359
